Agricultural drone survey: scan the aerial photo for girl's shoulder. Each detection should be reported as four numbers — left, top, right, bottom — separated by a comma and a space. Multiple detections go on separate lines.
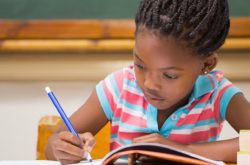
208, 70, 235, 90
192, 70, 237, 99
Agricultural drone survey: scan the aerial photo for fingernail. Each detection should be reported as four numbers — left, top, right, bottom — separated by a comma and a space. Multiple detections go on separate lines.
87, 146, 93, 152
82, 152, 87, 159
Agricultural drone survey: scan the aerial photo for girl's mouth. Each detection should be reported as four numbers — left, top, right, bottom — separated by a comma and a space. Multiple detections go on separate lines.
144, 93, 165, 102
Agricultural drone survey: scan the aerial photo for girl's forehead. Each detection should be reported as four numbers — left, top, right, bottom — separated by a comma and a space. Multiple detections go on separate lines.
135, 28, 191, 57
134, 28, 202, 68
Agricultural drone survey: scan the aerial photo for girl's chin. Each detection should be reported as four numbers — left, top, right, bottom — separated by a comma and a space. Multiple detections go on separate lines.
147, 98, 167, 109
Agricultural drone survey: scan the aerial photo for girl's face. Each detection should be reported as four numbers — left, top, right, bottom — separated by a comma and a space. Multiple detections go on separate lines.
134, 27, 205, 112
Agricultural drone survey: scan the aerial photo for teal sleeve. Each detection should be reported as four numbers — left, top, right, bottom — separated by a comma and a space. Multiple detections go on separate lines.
96, 80, 113, 120
220, 86, 242, 120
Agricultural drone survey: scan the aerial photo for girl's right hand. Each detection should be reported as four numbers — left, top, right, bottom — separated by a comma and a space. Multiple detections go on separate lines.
49, 131, 95, 165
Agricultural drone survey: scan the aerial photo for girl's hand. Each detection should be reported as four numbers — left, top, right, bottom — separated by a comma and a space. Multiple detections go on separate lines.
49, 131, 95, 165
133, 133, 187, 149
79, 132, 96, 158
132, 133, 188, 164
133, 133, 169, 144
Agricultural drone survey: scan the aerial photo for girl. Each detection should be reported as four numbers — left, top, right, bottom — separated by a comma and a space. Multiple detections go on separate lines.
45, 0, 250, 164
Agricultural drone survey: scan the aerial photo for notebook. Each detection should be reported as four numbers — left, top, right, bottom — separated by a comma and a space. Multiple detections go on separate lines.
100, 143, 225, 165
1, 143, 225, 165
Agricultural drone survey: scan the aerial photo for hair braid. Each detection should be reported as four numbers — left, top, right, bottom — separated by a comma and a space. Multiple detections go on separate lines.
135, 0, 230, 57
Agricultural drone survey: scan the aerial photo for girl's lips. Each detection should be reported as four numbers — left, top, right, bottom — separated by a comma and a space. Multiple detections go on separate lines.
144, 93, 164, 101
145, 95, 165, 106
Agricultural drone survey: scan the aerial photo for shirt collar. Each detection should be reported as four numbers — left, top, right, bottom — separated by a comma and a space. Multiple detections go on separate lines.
191, 73, 218, 99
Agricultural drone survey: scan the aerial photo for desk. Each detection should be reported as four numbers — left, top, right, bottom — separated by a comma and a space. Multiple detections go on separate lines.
0, 160, 236, 165
0, 160, 101, 165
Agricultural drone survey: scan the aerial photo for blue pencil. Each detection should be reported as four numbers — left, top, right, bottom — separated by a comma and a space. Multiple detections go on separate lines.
45, 86, 92, 162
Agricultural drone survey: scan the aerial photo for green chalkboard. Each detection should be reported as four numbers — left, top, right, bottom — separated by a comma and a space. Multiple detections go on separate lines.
0, 0, 139, 19
229, 0, 250, 16
0, 0, 249, 19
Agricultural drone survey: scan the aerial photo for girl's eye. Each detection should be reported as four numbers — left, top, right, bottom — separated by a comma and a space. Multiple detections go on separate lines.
163, 73, 177, 79
134, 63, 144, 70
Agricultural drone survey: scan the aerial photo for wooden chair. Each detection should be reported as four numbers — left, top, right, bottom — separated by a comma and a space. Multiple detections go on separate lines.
37, 115, 110, 160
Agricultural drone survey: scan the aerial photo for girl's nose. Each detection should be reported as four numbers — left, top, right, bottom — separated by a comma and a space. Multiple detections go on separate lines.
144, 72, 161, 91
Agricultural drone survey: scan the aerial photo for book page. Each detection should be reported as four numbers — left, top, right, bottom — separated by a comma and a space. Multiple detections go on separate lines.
101, 143, 225, 165
0, 160, 103, 165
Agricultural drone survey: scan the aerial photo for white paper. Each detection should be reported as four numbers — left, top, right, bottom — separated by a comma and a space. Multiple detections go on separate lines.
0, 160, 103, 165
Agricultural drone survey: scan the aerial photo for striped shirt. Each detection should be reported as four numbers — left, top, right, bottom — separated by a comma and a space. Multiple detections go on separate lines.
96, 65, 241, 151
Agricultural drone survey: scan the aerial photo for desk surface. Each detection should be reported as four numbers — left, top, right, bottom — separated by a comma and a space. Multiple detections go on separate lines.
0, 160, 101, 165
0, 160, 236, 165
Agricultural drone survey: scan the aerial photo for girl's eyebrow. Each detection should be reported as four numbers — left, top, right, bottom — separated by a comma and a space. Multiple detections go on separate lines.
134, 51, 183, 71
160, 66, 184, 71
133, 53, 143, 62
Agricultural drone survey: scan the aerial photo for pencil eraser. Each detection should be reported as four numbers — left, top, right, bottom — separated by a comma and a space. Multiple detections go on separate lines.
45, 86, 51, 93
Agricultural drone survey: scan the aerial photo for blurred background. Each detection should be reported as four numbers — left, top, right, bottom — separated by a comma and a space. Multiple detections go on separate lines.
0, 0, 250, 160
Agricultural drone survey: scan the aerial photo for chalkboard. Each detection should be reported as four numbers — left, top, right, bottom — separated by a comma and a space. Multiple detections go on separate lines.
0, 0, 139, 19
0, 0, 249, 19
229, 0, 250, 16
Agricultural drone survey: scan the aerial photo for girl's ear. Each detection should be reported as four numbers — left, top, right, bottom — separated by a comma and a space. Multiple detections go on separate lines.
201, 53, 218, 74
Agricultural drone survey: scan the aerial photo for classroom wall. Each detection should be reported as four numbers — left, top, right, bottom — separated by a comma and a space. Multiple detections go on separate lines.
0, 81, 96, 160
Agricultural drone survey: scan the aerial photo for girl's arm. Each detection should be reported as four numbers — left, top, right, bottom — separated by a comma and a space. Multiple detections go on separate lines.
190, 92, 250, 162
45, 89, 108, 163
133, 93, 250, 163
134, 133, 238, 162
226, 93, 250, 132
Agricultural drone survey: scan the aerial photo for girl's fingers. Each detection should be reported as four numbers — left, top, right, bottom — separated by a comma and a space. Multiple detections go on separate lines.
52, 131, 86, 163
53, 131, 95, 163
54, 139, 85, 158
80, 132, 96, 152
54, 150, 84, 165
58, 131, 82, 148
133, 133, 161, 143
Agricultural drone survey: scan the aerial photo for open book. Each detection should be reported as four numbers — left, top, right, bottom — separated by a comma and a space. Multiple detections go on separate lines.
99, 143, 225, 165
0, 143, 225, 165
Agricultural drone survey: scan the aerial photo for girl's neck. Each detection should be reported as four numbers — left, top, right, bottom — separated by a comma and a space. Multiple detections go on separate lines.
157, 91, 191, 129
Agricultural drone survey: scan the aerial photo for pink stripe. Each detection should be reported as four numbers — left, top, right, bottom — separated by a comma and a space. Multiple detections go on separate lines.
214, 84, 232, 122
110, 141, 122, 150
176, 108, 213, 126
169, 127, 220, 144
121, 90, 148, 110
207, 75, 215, 89
120, 112, 147, 128
186, 100, 199, 111
214, 71, 223, 82
186, 93, 212, 111
103, 82, 116, 113
118, 132, 149, 140
113, 70, 124, 92
113, 107, 122, 118
111, 125, 119, 134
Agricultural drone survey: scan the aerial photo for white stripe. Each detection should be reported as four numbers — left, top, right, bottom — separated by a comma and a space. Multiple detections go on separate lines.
105, 77, 119, 105
112, 120, 120, 127
180, 105, 213, 118
119, 127, 143, 133
123, 84, 144, 96
122, 105, 147, 119
171, 123, 219, 135
211, 80, 231, 105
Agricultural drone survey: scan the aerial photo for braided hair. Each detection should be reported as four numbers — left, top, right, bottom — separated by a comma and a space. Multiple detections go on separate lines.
135, 0, 230, 57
